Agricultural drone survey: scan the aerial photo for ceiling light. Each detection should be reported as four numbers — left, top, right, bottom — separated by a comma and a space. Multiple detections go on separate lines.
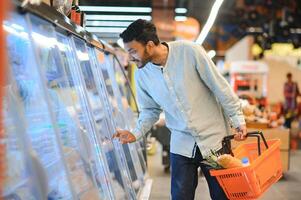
196, 0, 224, 44
86, 27, 126, 33
175, 16, 187, 21
175, 8, 187, 14
86, 15, 152, 21
85, 21, 131, 27
79, 6, 152, 13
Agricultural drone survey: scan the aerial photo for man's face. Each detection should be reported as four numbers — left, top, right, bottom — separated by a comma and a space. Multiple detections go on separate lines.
124, 40, 152, 68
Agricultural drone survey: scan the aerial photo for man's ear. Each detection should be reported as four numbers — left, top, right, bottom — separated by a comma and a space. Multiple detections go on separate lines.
146, 41, 155, 53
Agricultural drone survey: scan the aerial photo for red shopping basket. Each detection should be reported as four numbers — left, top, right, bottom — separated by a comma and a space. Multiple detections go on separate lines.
210, 131, 282, 200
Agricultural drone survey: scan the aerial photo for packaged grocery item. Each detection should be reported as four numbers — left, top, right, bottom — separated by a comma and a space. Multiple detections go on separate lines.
241, 157, 250, 167
217, 154, 243, 169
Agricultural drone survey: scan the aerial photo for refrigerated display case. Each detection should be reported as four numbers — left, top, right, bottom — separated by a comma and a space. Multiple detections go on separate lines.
2, 1, 149, 199
26, 13, 116, 200
71, 36, 136, 199
4, 12, 74, 200
88, 48, 145, 195
108, 55, 148, 170
53, 32, 115, 199
109, 55, 147, 172
94, 50, 147, 179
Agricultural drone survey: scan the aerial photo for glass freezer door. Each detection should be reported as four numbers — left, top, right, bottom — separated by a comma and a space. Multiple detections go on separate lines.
26, 13, 109, 200
4, 12, 74, 199
89, 48, 144, 193
2, 17, 43, 198
55, 32, 114, 200
109, 56, 148, 175
71, 36, 135, 200
105, 54, 147, 176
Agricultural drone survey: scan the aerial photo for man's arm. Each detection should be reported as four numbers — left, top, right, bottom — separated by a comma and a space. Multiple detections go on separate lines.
113, 72, 162, 143
132, 74, 162, 140
191, 44, 246, 140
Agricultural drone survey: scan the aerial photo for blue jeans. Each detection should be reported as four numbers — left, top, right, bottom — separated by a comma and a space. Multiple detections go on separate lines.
170, 146, 228, 200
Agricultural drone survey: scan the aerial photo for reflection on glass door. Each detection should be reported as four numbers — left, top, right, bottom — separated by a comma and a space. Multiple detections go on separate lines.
4, 13, 74, 200
55, 31, 114, 200
72, 36, 135, 200
3, 21, 43, 198
3, 14, 38, 200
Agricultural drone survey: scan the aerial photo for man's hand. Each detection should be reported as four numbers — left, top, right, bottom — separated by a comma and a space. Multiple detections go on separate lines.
112, 129, 137, 144
234, 124, 247, 141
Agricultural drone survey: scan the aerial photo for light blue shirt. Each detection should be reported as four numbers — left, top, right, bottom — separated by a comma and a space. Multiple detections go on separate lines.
132, 41, 245, 158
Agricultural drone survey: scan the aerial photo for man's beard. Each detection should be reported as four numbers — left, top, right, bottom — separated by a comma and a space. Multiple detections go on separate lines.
137, 50, 151, 69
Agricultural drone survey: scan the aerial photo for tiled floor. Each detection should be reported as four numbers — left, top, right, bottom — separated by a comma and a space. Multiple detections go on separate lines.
147, 142, 301, 200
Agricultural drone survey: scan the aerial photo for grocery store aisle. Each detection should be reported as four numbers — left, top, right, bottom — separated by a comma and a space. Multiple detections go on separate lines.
148, 141, 301, 200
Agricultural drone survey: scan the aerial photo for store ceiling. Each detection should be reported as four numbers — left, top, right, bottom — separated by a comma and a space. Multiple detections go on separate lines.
79, 0, 301, 48
79, 0, 220, 41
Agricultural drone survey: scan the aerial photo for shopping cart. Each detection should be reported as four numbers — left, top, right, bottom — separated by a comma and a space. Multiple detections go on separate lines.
210, 131, 282, 200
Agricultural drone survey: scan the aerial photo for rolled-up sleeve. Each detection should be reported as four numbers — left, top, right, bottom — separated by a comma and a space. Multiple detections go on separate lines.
191, 44, 245, 128
132, 73, 162, 140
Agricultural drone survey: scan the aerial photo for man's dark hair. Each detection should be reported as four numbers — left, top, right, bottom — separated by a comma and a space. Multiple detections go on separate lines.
120, 19, 160, 45
287, 72, 292, 78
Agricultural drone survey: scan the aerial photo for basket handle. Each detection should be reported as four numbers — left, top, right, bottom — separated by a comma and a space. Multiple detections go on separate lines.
221, 131, 269, 156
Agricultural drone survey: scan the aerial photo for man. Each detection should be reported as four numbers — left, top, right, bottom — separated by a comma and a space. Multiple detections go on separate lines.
284, 72, 300, 128
113, 19, 247, 200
